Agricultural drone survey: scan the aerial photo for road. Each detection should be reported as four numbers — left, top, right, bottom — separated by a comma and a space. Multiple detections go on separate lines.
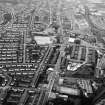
46, 0, 72, 100
31, 46, 51, 87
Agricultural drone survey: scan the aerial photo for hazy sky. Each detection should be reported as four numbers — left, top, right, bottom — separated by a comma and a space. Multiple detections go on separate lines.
0, 0, 105, 12
66, 0, 105, 3
0, 0, 18, 4
0, 0, 104, 5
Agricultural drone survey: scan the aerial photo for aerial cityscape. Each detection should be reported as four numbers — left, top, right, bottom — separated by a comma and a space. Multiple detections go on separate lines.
0, 0, 105, 105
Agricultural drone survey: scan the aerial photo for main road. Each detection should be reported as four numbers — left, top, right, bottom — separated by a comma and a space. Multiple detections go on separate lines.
46, 0, 75, 100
